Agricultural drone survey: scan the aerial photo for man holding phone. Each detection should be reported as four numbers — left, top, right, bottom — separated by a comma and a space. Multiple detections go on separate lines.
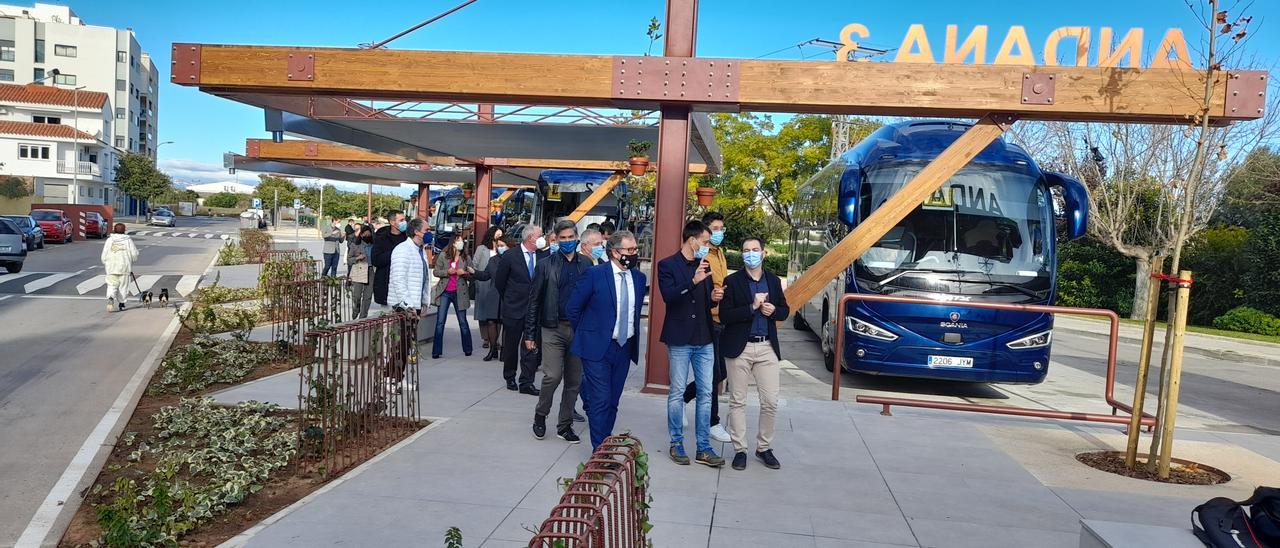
683, 212, 730, 443
657, 220, 724, 468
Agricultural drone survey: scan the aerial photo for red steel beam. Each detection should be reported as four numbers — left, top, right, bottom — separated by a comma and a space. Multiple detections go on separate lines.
472, 104, 495, 243
643, 0, 698, 394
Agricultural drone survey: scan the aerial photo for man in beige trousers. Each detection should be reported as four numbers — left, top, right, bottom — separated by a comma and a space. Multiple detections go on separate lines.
717, 237, 790, 470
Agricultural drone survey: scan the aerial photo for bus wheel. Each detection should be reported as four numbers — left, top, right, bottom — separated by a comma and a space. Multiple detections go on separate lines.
823, 348, 835, 372
793, 311, 809, 332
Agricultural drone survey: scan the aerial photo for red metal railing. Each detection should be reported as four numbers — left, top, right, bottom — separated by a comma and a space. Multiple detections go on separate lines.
296, 312, 422, 477
267, 277, 352, 348
529, 434, 650, 547
831, 293, 1156, 428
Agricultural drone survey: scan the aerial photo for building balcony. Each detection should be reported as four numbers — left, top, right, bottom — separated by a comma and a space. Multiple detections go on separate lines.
57, 161, 101, 177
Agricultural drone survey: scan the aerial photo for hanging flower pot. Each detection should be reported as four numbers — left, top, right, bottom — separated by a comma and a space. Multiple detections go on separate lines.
696, 187, 716, 206
628, 156, 650, 176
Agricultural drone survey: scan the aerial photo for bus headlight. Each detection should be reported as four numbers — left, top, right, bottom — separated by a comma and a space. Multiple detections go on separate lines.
847, 317, 898, 341
1007, 330, 1052, 349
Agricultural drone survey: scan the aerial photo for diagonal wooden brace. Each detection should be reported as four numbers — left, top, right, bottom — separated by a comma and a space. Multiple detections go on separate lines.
566, 172, 624, 223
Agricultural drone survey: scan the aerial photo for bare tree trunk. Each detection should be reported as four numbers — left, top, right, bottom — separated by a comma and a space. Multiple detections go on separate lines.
1131, 257, 1152, 320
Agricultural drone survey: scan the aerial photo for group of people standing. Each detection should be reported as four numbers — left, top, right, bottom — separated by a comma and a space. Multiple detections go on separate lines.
321, 211, 788, 472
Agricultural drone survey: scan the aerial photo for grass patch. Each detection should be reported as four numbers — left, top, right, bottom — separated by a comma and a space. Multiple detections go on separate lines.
1064, 314, 1280, 345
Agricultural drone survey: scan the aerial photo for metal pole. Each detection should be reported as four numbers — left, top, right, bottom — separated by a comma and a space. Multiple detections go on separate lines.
274, 188, 279, 228
71, 87, 79, 205
367, 183, 372, 221
1125, 255, 1165, 468
318, 182, 325, 233
1156, 270, 1192, 479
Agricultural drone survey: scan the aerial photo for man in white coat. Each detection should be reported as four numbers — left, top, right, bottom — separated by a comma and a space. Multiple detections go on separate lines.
386, 218, 430, 393
101, 223, 139, 313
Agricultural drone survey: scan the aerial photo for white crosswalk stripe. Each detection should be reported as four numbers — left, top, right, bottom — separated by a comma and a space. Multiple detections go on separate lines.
130, 275, 162, 295
24, 272, 77, 293
75, 275, 106, 295
175, 275, 200, 296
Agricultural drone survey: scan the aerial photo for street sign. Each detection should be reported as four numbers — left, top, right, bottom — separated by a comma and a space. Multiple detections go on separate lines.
252, 198, 262, 209
293, 198, 301, 209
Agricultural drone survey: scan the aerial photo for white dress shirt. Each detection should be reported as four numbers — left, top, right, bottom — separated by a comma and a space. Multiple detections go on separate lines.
611, 261, 636, 342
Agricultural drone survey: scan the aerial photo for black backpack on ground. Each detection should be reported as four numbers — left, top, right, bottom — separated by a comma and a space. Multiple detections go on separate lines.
1193, 486, 1280, 548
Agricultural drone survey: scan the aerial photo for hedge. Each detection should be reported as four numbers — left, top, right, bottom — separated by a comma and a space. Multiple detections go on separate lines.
1212, 306, 1280, 336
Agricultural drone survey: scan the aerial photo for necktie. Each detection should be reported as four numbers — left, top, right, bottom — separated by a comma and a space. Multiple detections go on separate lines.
616, 272, 629, 345
527, 252, 535, 278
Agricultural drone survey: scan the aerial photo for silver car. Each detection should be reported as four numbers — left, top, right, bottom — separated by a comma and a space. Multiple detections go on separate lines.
149, 209, 176, 227
0, 217, 28, 273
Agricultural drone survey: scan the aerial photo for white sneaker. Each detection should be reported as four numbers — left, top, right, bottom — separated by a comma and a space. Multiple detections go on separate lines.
107, 298, 115, 313
710, 424, 731, 443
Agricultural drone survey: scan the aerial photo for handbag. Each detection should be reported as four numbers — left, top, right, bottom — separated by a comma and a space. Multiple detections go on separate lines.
467, 278, 477, 300
350, 261, 370, 284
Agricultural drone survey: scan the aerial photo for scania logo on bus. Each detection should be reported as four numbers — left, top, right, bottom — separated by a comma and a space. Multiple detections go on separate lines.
940, 312, 968, 329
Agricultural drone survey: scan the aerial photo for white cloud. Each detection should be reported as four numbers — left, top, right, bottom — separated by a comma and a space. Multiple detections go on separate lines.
158, 158, 414, 196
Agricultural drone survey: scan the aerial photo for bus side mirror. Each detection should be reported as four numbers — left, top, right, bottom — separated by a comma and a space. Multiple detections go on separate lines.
1044, 172, 1088, 240
837, 166, 862, 226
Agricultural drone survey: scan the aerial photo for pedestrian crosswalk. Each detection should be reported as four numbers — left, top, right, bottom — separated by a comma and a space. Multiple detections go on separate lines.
128, 229, 233, 240
0, 271, 203, 297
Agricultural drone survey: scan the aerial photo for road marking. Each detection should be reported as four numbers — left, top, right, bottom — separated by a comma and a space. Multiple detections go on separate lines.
175, 275, 200, 296
14, 306, 186, 548
188, 233, 201, 238
75, 275, 107, 295
151, 232, 166, 237
0, 272, 41, 287
0, 294, 13, 302
20, 294, 115, 301
131, 274, 162, 294
23, 272, 77, 293
205, 234, 215, 239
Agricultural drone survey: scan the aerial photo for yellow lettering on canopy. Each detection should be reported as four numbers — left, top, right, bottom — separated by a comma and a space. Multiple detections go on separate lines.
944, 25, 987, 64
894, 24, 936, 64
1044, 27, 1091, 66
1097, 27, 1143, 68
836, 23, 870, 62
1152, 28, 1193, 71
993, 26, 1035, 65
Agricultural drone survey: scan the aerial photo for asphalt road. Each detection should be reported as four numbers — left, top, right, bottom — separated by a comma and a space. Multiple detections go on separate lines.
781, 317, 1280, 436
0, 216, 234, 547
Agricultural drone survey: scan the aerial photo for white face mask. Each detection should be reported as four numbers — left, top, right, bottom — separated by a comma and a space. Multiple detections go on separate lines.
454, 241, 464, 250
534, 236, 547, 250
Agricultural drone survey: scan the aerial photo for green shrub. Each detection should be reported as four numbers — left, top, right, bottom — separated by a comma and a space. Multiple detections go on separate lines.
1212, 306, 1280, 336
1184, 226, 1250, 325
239, 229, 272, 260
215, 241, 248, 266
149, 336, 282, 395
204, 192, 241, 208
1055, 239, 1135, 316
178, 301, 261, 337
0, 175, 31, 199
196, 284, 260, 305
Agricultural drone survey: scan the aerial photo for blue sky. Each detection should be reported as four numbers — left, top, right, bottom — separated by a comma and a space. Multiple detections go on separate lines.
68, 0, 1280, 194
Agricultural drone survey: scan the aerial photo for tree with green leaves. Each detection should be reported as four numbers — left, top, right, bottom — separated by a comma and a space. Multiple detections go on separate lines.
115, 153, 173, 219
204, 192, 241, 209
253, 174, 299, 210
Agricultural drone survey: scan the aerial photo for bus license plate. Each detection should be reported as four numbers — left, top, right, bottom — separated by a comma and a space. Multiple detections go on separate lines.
928, 355, 973, 368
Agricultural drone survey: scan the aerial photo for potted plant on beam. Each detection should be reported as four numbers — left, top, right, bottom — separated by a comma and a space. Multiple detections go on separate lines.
627, 140, 653, 176
695, 186, 716, 206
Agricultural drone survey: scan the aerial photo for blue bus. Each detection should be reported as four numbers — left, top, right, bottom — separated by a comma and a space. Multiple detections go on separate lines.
789, 120, 1089, 384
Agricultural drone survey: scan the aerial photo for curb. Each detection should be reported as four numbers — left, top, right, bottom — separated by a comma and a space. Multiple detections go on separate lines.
15, 245, 223, 547
1054, 325, 1279, 369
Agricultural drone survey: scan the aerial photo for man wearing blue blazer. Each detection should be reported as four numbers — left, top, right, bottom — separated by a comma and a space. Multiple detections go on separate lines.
566, 230, 648, 449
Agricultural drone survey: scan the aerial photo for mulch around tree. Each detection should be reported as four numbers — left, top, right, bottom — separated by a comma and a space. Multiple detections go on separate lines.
1076, 451, 1230, 485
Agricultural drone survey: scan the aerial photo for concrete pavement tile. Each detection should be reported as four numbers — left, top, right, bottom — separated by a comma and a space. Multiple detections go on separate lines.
1214, 431, 1280, 461
715, 463, 899, 515
646, 493, 716, 526
887, 473, 1083, 533
246, 499, 511, 547
866, 444, 1041, 485
708, 526, 817, 547
340, 449, 550, 507
815, 539, 919, 548
768, 429, 879, 471
711, 498, 814, 535
1051, 488, 1202, 529
648, 521, 712, 547
487, 507, 550, 543
903, 517, 1079, 548
808, 507, 917, 546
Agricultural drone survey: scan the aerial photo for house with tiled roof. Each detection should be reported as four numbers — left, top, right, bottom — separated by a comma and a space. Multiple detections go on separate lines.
0, 82, 116, 206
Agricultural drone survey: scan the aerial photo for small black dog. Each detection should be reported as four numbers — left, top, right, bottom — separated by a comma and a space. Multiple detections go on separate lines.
158, 288, 170, 306
141, 291, 154, 308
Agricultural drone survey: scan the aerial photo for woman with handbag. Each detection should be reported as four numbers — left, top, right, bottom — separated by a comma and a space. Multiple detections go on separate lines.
473, 226, 504, 361
431, 238, 480, 359
348, 224, 375, 318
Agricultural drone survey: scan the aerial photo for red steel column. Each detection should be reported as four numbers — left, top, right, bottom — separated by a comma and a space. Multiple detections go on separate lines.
473, 104, 495, 242
416, 183, 430, 220
643, 0, 698, 393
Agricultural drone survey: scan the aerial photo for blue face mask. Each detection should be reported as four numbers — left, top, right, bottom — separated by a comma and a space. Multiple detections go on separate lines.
694, 244, 709, 260
591, 246, 606, 260
710, 230, 725, 246
495, 246, 507, 255
559, 240, 578, 254
396, 220, 407, 233
743, 250, 764, 269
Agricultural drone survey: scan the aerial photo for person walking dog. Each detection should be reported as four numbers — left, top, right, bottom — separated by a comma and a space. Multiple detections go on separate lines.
101, 223, 138, 313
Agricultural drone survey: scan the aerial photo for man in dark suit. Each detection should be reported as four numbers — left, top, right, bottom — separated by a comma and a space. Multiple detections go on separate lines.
371, 210, 407, 306
494, 224, 548, 393
719, 236, 790, 471
657, 220, 724, 468
566, 230, 647, 450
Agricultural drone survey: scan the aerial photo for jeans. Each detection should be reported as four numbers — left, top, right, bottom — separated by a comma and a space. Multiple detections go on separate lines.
667, 343, 715, 453
684, 323, 725, 426
432, 291, 473, 357
322, 252, 339, 277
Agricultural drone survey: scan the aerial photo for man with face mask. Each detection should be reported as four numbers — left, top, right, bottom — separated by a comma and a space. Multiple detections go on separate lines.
566, 230, 647, 449
578, 228, 604, 266
525, 219, 592, 443
371, 210, 409, 307
657, 220, 724, 468
386, 218, 430, 394
683, 211, 731, 443
494, 224, 549, 393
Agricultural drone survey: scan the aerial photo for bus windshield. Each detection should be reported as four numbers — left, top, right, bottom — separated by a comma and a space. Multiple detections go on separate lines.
855, 162, 1053, 303
430, 193, 468, 234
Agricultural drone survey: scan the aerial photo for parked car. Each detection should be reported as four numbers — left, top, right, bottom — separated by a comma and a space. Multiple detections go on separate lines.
0, 217, 28, 273
149, 209, 176, 227
31, 208, 73, 243
85, 211, 109, 239
2, 214, 44, 250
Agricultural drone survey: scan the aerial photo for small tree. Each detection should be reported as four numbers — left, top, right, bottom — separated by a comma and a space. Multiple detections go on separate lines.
205, 192, 241, 209
253, 174, 299, 213
0, 176, 32, 199
115, 153, 173, 221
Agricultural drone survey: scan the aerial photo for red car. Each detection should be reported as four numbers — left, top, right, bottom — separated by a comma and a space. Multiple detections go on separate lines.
84, 212, 109, 238
31, 209, 73, 243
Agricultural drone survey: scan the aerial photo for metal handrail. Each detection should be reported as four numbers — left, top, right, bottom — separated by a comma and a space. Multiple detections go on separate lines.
530, 435, 649, 547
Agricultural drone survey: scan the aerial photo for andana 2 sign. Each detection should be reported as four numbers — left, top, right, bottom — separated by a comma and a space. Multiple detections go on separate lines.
837, 24, 1194, 70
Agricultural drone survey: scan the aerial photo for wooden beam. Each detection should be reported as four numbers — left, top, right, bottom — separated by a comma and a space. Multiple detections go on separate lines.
493, 189, 514, 204
174, 44, 1264, 124
565, 171, 625, 223
247, 138, 454, 165
783, 114, 1015, 313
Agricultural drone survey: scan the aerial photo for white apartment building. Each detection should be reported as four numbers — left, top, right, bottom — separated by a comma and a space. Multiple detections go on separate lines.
0, 82, 116, 204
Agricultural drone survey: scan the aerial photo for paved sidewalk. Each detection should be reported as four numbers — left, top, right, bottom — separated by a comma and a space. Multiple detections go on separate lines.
209, 319, 1280, 548
1054, 315, 1280, 368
